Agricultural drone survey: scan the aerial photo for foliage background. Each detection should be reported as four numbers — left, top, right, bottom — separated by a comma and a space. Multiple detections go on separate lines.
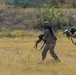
0, 0, 76, 36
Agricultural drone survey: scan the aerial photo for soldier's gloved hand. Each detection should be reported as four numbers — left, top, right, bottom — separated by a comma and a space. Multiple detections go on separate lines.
38, 34, 43, 39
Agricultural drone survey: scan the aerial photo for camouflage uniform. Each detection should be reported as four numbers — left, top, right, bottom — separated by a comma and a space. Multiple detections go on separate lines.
42, 21, 60, 61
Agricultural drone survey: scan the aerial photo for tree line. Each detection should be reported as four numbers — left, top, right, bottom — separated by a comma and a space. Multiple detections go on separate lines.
4, 0, 76, 8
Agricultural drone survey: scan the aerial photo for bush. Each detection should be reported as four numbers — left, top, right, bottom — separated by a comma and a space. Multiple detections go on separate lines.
9, 30, 25, 37
0, 29, 26, 38
34, 6, 62, 30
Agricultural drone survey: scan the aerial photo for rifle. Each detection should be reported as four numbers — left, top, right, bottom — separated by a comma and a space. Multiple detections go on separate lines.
34, 34, 46, 50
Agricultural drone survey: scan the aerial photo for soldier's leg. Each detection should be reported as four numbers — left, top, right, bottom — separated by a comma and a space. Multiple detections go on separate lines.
42, 44, 50, 60
50, 46, 60, 61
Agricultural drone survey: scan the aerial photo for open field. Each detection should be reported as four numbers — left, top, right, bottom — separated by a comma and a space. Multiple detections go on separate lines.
0, 33, 76, 75
0, 1, 76, 75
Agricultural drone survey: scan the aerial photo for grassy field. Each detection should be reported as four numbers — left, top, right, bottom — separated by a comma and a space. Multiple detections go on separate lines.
0, 32, 76, 75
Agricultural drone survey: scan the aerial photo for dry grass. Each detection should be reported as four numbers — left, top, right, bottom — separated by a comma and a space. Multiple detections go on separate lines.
0, 32, 76, 75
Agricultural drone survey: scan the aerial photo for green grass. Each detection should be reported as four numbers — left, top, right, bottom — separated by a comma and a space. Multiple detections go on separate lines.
0, 32, 76, 75
0, 3, 7, 9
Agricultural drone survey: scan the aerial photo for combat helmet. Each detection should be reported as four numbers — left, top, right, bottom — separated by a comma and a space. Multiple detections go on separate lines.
43, 21, 50, 27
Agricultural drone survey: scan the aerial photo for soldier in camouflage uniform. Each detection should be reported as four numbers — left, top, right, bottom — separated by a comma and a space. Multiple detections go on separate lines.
42, 21, 60, 62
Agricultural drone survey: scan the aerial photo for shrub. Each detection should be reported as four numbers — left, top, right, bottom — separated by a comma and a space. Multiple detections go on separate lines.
34, 6, 62, 30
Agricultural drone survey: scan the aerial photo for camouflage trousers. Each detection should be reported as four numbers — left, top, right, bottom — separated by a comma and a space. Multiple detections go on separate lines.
42, 42, 60, 61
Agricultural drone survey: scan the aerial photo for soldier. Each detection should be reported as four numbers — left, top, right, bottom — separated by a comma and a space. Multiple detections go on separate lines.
41, 21, 60, 62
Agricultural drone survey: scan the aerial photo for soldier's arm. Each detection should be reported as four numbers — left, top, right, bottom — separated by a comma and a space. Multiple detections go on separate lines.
42, 30, 48, 40
34, 38, 42, 50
